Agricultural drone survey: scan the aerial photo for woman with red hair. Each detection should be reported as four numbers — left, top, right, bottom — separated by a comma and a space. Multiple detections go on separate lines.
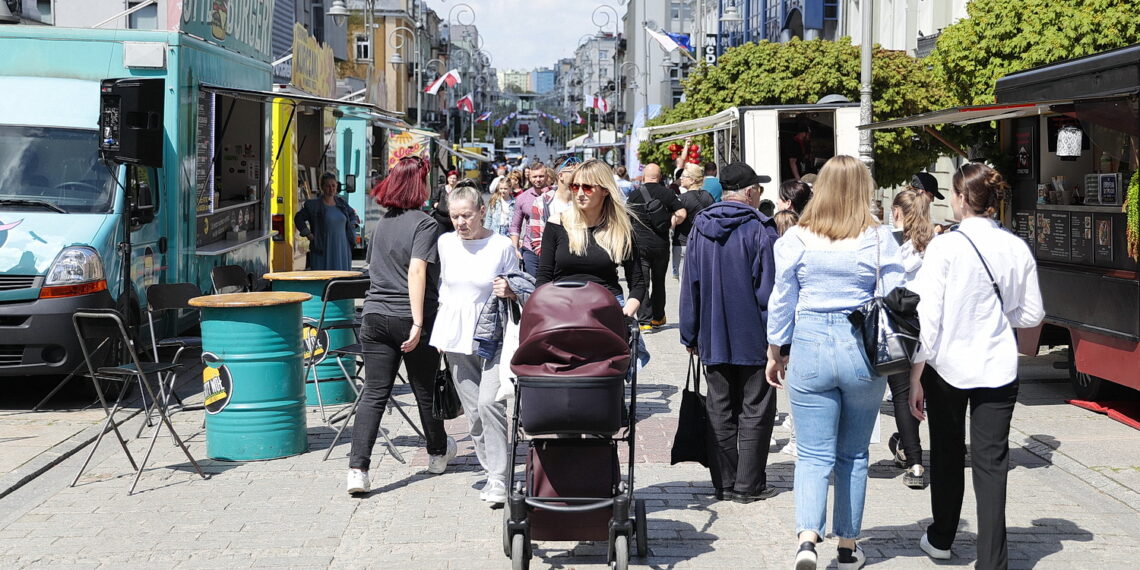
347, 156, 456, 495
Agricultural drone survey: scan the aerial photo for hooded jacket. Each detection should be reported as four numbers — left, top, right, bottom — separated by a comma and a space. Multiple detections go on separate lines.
679, 200, 777, 366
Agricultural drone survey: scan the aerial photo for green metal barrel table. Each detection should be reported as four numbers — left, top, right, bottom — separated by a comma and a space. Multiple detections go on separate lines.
262, 270, 362, 412
189, 291, 311, 461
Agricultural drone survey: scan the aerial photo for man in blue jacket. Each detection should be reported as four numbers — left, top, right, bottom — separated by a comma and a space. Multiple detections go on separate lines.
680, 162, 777, 503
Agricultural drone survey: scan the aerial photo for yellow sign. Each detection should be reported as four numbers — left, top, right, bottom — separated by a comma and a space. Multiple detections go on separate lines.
388, 131, 431, 170
290, 23, 336, 98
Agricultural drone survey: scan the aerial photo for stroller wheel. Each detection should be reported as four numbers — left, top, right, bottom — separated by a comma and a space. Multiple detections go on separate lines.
611, 535, 629, 570
634, 499, 648, 557
511, 533, 530, 570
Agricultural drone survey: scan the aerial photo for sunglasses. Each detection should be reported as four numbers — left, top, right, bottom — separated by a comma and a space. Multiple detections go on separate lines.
570, 183, 604, 195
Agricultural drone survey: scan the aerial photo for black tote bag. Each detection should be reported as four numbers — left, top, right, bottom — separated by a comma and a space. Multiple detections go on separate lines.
432, 355, 463, 421
670, 354, 709, 467
848, 230, 921, 376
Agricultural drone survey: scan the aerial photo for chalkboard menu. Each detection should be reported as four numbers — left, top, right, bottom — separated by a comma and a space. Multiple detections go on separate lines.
195, 92, 216, 214
1069, 212, 1094, 264
1035, 211, 1072, 261
1013, 212, 1034, 246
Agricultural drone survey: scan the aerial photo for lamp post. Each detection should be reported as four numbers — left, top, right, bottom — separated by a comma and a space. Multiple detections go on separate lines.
387, 25, 422, 126
445, 3, 476, 142
329, 0, 377, 105
592, 4, 620, 131
719, 0, 743, 53
618, 61, 641, 135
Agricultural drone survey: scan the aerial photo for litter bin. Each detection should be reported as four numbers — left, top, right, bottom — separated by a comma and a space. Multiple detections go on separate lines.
263, 270, 363, 407
189, 291, 311, 461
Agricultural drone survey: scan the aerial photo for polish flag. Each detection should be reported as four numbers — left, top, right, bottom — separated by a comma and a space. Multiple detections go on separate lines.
457, 94, 475, 113
592, 96, 610, 113
424, 69, 462, 95
574, 112, 584, 125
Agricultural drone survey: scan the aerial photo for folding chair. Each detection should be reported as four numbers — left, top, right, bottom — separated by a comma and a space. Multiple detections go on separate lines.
71, 309, 206, 494
210, 264, 251, 294
145, 283, 204, 413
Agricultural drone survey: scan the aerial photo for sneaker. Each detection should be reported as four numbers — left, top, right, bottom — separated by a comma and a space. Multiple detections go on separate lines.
837, 544, 866, 570
427, 436, 457, 474
731, 486, 778, 503
904, 464, 926, 489
919, 532, 952, 560
794, 541, 817, 570
783, 434, 798, 456
650, 318, 667, 327
346, 468, 370, 494
480, 479, 508, 504
888, 433, 907, 469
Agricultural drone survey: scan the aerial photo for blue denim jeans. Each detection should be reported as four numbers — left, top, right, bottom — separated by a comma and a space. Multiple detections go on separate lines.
787, 310, 886, 539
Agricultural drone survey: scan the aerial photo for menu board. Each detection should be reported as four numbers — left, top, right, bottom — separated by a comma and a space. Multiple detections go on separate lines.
1069, 212, 1094, 264
195, 92, 216, 214
1013, 212, 1034, 246
1094, 215, 1114, 263
196, 205, 259, 246
1035, 211, 1071, 261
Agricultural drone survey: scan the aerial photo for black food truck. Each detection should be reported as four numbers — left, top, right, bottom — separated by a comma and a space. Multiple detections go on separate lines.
865, 44, 1140, 399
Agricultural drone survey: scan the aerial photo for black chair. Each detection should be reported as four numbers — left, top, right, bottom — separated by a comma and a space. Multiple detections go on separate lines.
145, 283, 204, 412
307, 278, 423, 462
210, 265, 251, 294
71, 309, 206, 494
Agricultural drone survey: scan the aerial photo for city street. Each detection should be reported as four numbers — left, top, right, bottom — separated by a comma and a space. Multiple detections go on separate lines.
2, 276, 1138, 569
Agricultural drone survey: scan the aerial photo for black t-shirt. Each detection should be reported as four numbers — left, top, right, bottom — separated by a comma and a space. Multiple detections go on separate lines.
536, 222, 646, 302
364, 208, 441, 318
626, 182, 683, 251
673, 189, 715, 246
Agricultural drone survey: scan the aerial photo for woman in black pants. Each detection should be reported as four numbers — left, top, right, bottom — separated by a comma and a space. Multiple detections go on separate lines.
887, 188, 934, 488
907, 163, 1044, 569
346, 156, 457, 495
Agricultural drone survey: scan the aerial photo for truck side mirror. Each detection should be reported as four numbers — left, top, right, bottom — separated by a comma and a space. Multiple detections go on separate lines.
344, 174, 356, 193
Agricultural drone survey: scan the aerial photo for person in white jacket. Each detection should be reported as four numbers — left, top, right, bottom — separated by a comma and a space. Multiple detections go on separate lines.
906, 162, 1045, 570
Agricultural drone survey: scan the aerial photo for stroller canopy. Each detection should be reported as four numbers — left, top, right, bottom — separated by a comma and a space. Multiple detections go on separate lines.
511, 281, 631, 378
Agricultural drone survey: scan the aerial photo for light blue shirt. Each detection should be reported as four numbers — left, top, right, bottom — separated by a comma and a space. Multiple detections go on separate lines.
766, 224, 904, 346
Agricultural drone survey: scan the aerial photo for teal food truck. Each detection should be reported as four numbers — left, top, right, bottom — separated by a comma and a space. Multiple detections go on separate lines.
0, 6, 279, 377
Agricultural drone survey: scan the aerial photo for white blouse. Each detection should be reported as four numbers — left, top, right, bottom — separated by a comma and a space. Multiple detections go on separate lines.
907, 217, 1045, 389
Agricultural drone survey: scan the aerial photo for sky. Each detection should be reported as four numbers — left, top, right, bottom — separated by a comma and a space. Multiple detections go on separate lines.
422, 0, 623, 71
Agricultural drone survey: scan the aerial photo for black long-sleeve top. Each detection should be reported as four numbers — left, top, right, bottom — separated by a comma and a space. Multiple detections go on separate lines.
536, 222, 647, 302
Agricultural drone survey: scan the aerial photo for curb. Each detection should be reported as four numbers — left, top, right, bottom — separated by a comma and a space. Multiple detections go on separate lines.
1014, 425, 1140, 512
0, 408, 142, 500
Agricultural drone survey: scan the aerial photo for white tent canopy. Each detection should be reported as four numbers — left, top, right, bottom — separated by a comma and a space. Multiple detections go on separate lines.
636, 107, 739, 141
567, 129, 624, 149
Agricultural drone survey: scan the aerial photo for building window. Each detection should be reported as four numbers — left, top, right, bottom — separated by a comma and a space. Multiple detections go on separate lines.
128, 1, 157, 29
671, 1, 682, 20
355, 34, 372, 62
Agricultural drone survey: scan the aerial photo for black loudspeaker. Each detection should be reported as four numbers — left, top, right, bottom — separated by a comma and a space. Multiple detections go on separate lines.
99, 78, 164, 167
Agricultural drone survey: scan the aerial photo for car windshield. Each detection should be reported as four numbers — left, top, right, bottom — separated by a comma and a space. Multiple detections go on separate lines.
0, 126, 116, 214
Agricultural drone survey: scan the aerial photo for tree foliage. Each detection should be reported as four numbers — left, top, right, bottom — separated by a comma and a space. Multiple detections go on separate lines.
929, 0, 1140, 106
639, 38, 950, 188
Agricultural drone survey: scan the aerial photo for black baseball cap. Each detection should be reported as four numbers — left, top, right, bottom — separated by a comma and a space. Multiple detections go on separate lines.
720, 162, 772, 191
911, 172, 945, 200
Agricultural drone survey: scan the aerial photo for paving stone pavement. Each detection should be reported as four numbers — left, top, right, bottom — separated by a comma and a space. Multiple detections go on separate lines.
1, 277, 1139, 569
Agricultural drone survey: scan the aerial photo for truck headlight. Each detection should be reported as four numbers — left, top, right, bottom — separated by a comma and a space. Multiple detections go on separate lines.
40, 247, 108, 299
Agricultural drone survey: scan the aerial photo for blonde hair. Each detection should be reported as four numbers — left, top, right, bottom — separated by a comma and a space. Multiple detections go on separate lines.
681, 163, 704, 190
892, 188, 934, 253
773, 209, 800, 236
563, 159, 633, 263
797, 155, 878, 240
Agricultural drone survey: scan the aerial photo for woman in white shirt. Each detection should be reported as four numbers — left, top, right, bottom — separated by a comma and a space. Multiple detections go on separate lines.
906, 163, 1044, 570
429, 185, 518, 506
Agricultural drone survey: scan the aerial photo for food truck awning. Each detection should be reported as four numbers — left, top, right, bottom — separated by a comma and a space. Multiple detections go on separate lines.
636, 107, 739, 142
203, 84, 408, 127
859, 100, 1073, 130
441, 145, 492, 163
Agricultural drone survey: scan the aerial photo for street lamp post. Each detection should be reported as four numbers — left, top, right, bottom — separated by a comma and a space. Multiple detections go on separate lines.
446, 3, 476, 142
387, 25, 421, 126
592, 4, 620, 132
330, 0, 377, 105
619, 61, 641, 135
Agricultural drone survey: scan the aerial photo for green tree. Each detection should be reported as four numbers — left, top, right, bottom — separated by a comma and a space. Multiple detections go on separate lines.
639, 38, 950, 187
930, 0, 1140, 106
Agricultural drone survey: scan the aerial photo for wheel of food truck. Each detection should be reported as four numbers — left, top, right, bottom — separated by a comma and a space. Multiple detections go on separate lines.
1068, 347, 1114, 400
634, 498, 648, 557
611, 535, 629, 570
510, 533, 530, 570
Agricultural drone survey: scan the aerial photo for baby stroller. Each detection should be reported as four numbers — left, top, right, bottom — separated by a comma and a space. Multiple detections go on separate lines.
503, 281, 647, 570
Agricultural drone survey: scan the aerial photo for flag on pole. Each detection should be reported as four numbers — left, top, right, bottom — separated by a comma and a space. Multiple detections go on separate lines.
664, 31, 695, 54
456, 94, 475, 113
574, 112, 584, 125
424, 69, 462, 95
591, 96, 610, 113
476, 111, 492, 122
645, 27, 697, 61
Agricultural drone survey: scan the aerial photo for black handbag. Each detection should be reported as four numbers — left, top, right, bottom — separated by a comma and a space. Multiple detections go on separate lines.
432, 355, 463, 421
670, 354, 709, 467
848, 230, 921, 376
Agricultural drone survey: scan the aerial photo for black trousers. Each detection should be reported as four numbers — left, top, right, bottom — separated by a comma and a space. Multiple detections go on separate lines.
887, 371, 923, 467
636, 246, 669, 324
704, 364, 777, 493
349, 313, 446, 471
922, 366, 1018, 570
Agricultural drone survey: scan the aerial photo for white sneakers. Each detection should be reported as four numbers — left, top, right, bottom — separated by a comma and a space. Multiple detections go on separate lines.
427, 436, 457, 474
480, 479, 508, 504
920, 533, 952, 560
346, 468, 370, 495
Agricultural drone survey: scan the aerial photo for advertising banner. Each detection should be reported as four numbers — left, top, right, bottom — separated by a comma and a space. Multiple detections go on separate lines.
387, 131, 432, 170
290, 23, 336, 98
170, 0, 275, 63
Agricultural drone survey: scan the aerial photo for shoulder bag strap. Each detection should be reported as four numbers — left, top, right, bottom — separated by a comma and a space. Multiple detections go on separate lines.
687, 353, 702, 393
956, 230, 1004, 305
874, 227, 882, 297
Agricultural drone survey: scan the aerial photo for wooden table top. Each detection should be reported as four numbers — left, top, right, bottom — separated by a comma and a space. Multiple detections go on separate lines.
189, 292, 312, 308
262, 270, 363, 281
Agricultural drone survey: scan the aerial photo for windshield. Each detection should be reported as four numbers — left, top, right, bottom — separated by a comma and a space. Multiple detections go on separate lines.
0, 126, 116, 214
